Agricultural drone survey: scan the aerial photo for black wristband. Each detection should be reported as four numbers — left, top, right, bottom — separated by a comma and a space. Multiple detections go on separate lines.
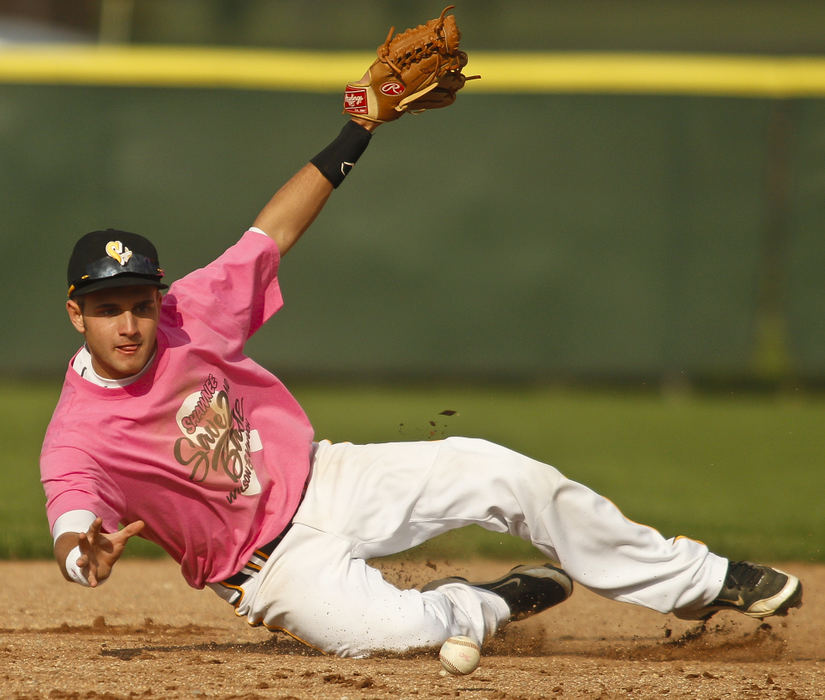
310, 121, 373, 188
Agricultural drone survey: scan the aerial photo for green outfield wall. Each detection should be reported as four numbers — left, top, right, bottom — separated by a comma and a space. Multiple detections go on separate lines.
2, 49, 824, 383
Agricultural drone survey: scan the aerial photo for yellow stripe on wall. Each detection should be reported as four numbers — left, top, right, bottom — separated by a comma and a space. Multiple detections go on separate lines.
0, 45, 371, 91
472, 53, 825, 98
2, 45, 825, 97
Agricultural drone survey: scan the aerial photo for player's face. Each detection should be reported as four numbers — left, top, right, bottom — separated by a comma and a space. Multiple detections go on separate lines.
66, 285, 162, 379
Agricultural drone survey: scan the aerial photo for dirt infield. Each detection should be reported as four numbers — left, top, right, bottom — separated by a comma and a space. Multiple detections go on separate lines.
1, 559, 821, 699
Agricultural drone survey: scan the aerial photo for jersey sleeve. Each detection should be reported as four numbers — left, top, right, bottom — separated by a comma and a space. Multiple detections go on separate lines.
41, 445, 126, 535
161, 230, 283, 344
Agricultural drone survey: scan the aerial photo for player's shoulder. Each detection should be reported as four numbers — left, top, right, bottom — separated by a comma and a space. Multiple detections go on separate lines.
170, 230, 278, 289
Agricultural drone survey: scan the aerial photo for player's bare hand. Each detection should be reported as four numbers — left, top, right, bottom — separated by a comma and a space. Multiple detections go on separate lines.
75, 517, 145, 587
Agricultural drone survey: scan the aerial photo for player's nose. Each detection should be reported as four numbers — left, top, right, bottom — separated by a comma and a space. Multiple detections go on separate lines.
119, 311, 140, 336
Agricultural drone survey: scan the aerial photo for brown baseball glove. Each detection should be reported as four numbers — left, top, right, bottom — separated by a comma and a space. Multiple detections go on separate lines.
343, 5, 479, 123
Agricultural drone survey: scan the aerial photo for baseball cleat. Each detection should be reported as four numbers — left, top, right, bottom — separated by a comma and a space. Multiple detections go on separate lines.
422, 563, 573, 622
675, 560, 803, 621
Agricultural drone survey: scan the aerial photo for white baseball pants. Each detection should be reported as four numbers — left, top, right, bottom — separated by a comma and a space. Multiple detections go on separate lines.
213, 437, 728, 657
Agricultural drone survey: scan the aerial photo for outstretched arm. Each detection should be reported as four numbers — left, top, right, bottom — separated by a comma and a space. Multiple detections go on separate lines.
54, 517, 145, 587
253, 117, 379, 256
251, 5, 475, 256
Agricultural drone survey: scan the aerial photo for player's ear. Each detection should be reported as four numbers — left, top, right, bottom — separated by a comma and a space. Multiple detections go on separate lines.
66, 298, 86, 334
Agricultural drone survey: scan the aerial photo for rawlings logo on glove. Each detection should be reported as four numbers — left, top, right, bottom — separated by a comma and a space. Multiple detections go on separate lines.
343, 5, 479, 123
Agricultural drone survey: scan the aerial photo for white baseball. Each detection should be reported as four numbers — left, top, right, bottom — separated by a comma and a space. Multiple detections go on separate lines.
438, 635, 481, 675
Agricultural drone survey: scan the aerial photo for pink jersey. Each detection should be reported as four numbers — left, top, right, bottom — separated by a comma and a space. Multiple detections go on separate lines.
40, 231, 314, 588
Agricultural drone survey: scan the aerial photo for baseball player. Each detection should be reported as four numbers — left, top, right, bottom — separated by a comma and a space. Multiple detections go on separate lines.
41, 9, 801, 658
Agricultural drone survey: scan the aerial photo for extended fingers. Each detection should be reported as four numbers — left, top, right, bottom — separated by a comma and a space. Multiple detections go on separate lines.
111, 520, 145, 546
123, 520, 145, 537
86, 517, 104, 539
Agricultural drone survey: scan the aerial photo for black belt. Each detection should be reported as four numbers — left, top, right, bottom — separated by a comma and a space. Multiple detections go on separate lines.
222, 522, 293, 587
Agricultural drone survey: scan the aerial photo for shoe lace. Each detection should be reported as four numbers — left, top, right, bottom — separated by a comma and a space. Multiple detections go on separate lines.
725, 561, 763, 589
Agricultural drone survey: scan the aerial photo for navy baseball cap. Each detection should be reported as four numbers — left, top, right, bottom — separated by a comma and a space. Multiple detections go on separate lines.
67, 229, 167, 298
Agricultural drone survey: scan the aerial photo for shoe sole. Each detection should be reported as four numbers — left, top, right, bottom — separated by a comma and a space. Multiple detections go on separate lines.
743, 573, 803, 618
676, 571, 803, 621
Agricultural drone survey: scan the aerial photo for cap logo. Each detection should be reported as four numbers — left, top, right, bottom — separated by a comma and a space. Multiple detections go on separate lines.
105, 240, 133, 266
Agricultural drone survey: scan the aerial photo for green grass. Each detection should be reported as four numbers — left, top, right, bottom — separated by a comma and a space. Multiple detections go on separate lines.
0, 380, 62, 558
296, 383, 825, 563
3, 380, 824, 562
